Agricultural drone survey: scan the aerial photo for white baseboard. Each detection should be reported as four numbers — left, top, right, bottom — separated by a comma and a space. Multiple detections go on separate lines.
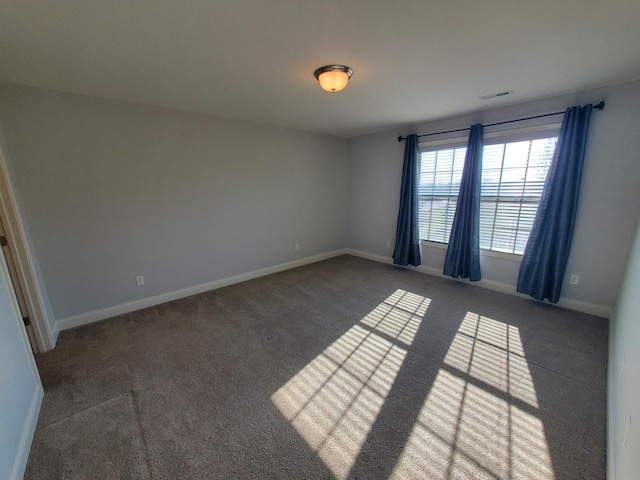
57, 249, 349, 331
49, 321, 59, 348
56, 246, 611, 331
10, 384, 43, 480
345, 248, 612, 318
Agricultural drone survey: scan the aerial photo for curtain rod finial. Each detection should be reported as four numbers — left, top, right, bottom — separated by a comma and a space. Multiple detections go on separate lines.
594, 101, 605, 111
398, 136, 405, 142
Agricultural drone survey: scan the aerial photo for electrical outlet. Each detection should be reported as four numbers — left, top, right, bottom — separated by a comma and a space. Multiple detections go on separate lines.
136, 275, 145, 286
294, 244, 300, 252
569, 274, 580, 285
386, 241, 391, 249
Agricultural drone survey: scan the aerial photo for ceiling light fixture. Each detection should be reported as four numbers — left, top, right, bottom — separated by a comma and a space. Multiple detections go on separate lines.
313, 65, 353, 93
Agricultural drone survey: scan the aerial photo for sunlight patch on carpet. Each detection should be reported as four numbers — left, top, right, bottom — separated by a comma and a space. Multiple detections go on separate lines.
271, 289, 430, 480
390, 312, 554, 479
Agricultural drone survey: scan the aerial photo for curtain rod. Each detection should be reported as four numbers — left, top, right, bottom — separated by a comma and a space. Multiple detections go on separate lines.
397, 100, 605, 142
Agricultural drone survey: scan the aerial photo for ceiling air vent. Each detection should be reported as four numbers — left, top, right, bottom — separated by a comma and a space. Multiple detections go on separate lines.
479, 90, 513, 100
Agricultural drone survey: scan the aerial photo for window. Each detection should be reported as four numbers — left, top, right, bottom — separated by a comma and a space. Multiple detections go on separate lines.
418, 136, 558, 255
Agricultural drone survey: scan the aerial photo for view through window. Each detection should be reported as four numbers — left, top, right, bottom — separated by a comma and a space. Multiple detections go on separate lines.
418, 136, 557, 255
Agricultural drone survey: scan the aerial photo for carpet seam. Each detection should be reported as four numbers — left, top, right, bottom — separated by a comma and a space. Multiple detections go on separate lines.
130, 389, 155, 480
35, 392, 131, 431
526, 361, 606, 391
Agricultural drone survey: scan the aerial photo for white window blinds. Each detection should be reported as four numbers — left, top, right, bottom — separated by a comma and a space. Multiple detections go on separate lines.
418, 146, 466, 243
418, 136, 557, 255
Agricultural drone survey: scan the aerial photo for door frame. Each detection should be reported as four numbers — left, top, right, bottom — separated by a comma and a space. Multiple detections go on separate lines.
0, 141, 56, 351
0, 215, 39, 352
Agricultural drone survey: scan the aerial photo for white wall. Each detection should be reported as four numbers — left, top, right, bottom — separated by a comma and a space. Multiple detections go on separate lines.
2, 79, 639, 328
0, 83, 349, 323
0, 121, 58, 345
609, 211, 640, 479
348, 79, 640, 311
0, 246, 42, 479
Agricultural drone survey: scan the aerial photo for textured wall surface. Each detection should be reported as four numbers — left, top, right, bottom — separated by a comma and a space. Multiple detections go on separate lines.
348, 79, 640, 309
0, 83, 349, 320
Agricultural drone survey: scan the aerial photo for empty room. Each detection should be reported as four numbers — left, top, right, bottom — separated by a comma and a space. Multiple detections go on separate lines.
1, 1, 639, 479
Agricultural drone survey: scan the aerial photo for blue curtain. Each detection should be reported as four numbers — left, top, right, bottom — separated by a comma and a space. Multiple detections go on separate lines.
443, 124, 483, 281
393, 134, 421, 266
517, 105, 593, 303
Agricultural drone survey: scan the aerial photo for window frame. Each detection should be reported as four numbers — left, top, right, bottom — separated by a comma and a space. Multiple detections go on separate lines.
417, 123, 562, 258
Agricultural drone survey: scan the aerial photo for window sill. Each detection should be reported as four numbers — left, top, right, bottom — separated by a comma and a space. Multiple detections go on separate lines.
419, 240, 523, 261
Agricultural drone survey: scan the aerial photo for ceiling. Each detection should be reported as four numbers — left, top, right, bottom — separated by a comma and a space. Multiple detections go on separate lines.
1, 1, 639, 138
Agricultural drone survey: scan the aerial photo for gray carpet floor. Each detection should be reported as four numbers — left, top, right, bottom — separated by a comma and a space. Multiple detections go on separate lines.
25, 255, 608, 479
